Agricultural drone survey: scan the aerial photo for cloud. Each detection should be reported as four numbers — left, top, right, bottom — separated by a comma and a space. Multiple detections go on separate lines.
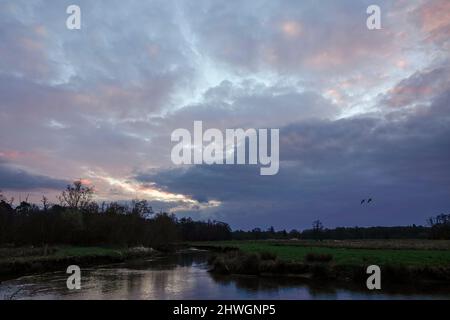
413, 0, 450, 47
137, 88, 450, 229
0, 161, 68, 191
1, 0, 449, 228
184, 0, 410, 76
380, 67, 450, 108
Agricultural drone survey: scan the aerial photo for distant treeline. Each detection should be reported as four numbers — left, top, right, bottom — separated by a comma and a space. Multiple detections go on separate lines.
232, 226, 430, 240
233, 216, 450, 240
1, 181, 449, 246
0, 182, 231, 248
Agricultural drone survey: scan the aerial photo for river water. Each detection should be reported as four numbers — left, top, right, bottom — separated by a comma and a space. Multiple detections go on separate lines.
1, 250, 449, 300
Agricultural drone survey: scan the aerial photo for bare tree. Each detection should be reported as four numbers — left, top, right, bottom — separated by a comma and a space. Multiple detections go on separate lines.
41, 196, 50, 211
58, 180, 94, 209
131, 199, 154, 218
312, 220, 324, 241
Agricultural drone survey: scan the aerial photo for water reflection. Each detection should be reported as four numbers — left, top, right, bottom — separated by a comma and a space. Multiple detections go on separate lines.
0, 250, 449, 300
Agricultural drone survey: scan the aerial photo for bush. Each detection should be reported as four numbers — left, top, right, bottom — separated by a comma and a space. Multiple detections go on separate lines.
210, 256, 230, 274
234, 252, 260, 274
304, 252, 333, 263
259, 251, 277, 260
309, 264, 332, 279
208, 251, 261, 275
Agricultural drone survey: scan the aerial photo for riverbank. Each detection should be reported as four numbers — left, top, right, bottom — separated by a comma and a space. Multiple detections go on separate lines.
191, 240, 450, 284
0, 246, 160, 281
3, 249, 448, 300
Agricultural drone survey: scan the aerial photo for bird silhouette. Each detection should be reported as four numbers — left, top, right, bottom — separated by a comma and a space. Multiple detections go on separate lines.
361, 199, 365, 205
367, 198, 373, 203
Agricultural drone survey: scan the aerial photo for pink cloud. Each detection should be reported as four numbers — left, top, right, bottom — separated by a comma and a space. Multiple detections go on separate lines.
0, 150, 23, 160
416, 0, 450, 44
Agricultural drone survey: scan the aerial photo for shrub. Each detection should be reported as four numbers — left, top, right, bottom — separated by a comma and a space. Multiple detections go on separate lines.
237, 252, 260, 274
304, 252, 333, 263
259, 251, 277, 260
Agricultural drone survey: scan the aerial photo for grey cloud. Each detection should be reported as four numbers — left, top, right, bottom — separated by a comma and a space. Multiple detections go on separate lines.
136, 89, 450, 229
155, 80, 338, 133
1, 0, 449, 230
0, 162, 68, 190
380, 67, 450, 108
0, 0, 196, 120
183, 0, 402, 75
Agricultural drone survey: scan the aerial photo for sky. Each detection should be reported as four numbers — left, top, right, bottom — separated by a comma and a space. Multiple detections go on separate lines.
0, 0, 449, 230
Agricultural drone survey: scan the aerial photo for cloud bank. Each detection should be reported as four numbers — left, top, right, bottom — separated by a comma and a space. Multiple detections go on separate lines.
1, 0, 449, 229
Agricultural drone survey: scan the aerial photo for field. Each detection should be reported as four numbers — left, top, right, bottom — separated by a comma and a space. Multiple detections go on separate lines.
190, 239, 450, 267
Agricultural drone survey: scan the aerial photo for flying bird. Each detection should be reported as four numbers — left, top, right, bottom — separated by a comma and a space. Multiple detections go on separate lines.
360, 198, 373, 205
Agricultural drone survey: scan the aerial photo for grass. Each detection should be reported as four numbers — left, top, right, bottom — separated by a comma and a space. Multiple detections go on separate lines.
53, 246, 124, 258
0, 246, 157, 280
0, 246, 124, 263
190, 240, 450, 267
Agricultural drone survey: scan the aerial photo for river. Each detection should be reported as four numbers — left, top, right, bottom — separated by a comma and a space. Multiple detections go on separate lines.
1, 250, 449, 300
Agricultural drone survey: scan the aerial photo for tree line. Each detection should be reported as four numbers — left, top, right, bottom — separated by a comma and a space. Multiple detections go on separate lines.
0, 181, 231, 248
1, 181, 449, 246
232, 216, 450, 240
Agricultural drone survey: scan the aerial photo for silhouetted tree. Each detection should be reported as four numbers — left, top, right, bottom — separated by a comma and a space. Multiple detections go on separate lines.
58, 180, 94, 210
312, 220, 324, 241
131, 199, 153, 218
427, 213, 450, 239
41, 196, 50, 211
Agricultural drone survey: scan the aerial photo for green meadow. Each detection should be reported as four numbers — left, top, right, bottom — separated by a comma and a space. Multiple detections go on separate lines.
191, 240, 450, 267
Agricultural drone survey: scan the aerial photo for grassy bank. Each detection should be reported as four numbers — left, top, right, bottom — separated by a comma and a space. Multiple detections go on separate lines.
191, 240, 450, 284
0, 246, 158, 281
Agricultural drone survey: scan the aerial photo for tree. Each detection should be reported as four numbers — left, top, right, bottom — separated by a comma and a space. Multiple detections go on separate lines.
312, 220, 324, 241
41, 196, 50, 211
427, 213, 450, 239
15, 201, 36, 214
131, 199, 153, 218
0, 197, 14, 244
0, 190, 13, 206
58, 180, 94, 210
